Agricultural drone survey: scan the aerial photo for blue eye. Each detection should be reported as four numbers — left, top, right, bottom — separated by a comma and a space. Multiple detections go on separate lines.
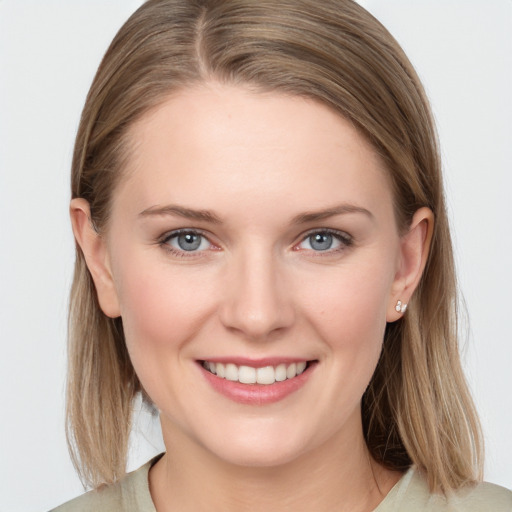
309, 233, 335, 251
297, 230, 351, 252
165, 231, 211, 252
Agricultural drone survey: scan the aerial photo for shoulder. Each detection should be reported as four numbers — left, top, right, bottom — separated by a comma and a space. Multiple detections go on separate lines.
378, 467, 512, 512
49, 456, 160, 512
441, 480, 512, 512
49, 482, 125, 512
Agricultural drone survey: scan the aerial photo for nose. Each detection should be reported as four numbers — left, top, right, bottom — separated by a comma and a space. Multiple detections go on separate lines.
218, 250, 295, 341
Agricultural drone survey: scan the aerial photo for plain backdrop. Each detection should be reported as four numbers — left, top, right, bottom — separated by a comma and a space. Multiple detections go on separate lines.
1, 1, 510, 510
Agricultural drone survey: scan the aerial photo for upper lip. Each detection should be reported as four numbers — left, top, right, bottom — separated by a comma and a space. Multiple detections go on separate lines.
199, 357, 314, 368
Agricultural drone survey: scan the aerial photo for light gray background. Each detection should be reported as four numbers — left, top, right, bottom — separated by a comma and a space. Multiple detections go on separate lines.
1, 1, 510, 510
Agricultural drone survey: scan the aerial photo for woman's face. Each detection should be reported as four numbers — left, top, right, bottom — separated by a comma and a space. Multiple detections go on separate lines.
101, 84, 408, 467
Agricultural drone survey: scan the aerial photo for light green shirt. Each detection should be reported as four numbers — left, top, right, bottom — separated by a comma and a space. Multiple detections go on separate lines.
51, 456, 512, 511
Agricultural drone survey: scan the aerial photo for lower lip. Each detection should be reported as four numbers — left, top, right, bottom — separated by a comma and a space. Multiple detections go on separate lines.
199, 362, 316, 405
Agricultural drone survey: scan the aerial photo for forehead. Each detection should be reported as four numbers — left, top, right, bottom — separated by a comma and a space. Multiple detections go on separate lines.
115, 83, 393, 221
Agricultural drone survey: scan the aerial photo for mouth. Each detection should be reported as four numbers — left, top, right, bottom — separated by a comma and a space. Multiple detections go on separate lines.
198, 359, 317, 405
200, 360, 314, 385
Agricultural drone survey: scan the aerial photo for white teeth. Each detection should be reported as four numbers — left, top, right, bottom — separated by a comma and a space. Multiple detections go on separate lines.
275, 364, 287, 382
225, 363, 239, 381
203, 361, 309, 385
216, 362, 225, 378
238, 366, 257, 384
256, 366, 275, 385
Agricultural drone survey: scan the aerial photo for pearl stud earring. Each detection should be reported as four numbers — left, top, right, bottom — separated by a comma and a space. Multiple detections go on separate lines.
395, 300, 407, 313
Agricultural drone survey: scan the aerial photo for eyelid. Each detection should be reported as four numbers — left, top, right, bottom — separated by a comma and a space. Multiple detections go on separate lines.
159, 228, 219, 257
293, 228, 353, 252
160, 228, 207, 242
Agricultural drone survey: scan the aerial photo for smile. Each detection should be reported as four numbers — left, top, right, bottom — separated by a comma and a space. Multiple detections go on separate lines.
202, 361, 308, 385
199, 359, 317, 405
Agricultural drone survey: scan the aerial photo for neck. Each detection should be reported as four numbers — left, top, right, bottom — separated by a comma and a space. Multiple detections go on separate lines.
149, 417, 402, 512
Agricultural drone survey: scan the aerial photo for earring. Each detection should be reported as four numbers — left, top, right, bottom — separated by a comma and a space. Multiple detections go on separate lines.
395, 300, 407, 313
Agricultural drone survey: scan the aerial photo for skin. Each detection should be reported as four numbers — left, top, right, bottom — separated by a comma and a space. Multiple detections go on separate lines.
72, 83, 433, 511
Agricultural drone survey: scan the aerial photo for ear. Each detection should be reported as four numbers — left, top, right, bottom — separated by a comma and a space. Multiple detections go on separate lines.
387, 207, 434, 322
70, 198, 121, 318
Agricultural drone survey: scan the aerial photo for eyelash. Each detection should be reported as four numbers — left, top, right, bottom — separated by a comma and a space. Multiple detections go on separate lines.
158, 228, 353, 258
159, 229, 217, 258
294, 229, 353, 255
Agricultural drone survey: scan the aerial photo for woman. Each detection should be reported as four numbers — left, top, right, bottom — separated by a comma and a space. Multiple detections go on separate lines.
52, 0, 512, 510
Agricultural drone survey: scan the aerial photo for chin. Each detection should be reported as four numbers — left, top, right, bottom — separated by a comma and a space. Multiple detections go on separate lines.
214, 440, 307, 469
193, 417, 323, 469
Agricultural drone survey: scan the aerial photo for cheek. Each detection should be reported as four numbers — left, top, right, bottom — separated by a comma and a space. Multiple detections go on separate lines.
111, 251, 216, 368
302, 258, 393, 361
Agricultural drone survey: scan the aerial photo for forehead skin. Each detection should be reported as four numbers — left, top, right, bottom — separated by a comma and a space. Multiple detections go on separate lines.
111, 83, 395, 236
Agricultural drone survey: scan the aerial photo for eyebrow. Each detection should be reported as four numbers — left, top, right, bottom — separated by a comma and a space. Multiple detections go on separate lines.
138, 203, 373, 225
138, 204, 222, 223
291, 204, 374, 224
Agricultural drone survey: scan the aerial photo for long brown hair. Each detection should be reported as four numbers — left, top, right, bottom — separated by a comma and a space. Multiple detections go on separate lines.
67, 0, 483, 492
